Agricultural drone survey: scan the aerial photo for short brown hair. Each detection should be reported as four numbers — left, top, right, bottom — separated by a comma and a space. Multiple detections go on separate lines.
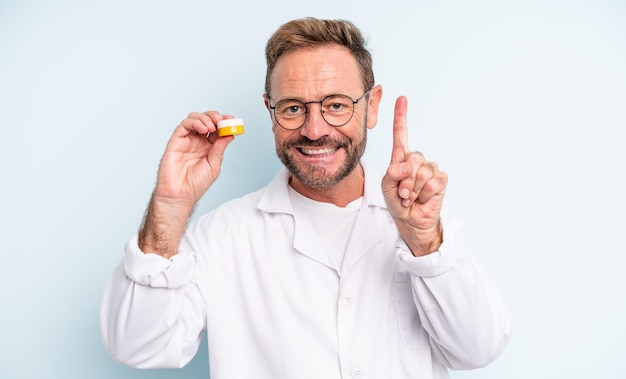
264, 17, 374, 95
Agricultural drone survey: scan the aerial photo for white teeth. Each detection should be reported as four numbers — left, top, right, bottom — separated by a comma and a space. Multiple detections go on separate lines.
300, 147, 337, 155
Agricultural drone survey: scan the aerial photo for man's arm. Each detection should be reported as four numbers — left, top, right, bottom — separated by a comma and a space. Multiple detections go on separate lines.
398, 207, 511, 369
139, 111, 235, 258
382, 97, 510, 367
100, 111, 236, 367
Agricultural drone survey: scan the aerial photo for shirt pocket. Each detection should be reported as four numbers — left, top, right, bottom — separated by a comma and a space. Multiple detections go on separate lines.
393, 271, 429, 349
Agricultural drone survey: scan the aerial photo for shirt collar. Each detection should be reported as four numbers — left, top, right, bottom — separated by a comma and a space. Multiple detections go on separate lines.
257, 160, 387, 214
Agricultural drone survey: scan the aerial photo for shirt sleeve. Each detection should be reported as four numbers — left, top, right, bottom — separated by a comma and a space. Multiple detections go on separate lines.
397, 206, 512, 370
99, 235, 206, 368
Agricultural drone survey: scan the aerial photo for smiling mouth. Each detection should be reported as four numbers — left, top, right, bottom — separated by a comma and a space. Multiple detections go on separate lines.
298, 147, 339, 156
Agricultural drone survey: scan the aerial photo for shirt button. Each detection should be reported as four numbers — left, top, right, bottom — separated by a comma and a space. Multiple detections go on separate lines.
351, 366, 364, 378
341, 296, 353, 306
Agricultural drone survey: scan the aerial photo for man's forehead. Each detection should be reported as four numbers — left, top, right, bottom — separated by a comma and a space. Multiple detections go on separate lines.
269, 46, 362, 98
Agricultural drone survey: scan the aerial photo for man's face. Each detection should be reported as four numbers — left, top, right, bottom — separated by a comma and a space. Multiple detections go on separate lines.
266, 45, 378, 189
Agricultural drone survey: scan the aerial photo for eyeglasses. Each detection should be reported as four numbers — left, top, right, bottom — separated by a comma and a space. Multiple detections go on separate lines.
268, 89, 370, 130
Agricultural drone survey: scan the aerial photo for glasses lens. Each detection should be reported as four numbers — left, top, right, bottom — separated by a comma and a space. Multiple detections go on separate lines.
321, 95, 354, 126
274, 99, 307, 130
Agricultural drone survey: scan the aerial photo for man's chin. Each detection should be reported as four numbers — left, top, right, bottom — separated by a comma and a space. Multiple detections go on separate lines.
290, 162, 358, 189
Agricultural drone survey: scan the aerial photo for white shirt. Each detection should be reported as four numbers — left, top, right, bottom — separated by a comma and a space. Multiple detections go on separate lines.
287, 185, 361, 272
100, 163, 511, 379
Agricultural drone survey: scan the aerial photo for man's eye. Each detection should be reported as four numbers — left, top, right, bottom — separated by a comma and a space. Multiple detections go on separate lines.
277, 101, 305, 117
324, 99, 351, 113
329, 102, 344, 111
287, 105, 302, 113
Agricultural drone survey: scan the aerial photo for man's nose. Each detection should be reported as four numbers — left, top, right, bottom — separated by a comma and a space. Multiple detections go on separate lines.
300, 103, 333, 140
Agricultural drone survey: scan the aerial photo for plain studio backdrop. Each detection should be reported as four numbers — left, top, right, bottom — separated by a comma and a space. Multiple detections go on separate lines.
1, 0, 625, 378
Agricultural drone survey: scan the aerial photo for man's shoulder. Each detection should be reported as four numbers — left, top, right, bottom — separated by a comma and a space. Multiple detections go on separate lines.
196, 169, 290, 222
208, 185, 267, 219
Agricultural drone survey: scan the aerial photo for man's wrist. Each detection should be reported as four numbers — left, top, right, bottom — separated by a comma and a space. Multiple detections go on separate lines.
401, 221, 443, 257
137, 195, 192, 259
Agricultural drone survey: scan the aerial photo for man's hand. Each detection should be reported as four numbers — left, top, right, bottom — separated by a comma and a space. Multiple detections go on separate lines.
154, 111, 235, 208
139, 111, 235, 258
381, 97, 448, 256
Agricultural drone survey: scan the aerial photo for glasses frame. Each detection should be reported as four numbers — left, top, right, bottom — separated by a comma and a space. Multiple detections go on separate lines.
268, 88, 371, 130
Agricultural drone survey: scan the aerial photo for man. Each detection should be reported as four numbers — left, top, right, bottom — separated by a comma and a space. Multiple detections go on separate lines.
101, 17, 510, 378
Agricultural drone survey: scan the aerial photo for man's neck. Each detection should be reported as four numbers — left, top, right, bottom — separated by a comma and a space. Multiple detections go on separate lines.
289, 165, 365, 207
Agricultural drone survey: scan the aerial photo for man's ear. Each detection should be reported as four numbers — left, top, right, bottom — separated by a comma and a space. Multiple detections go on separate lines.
366, 85, 383, 130
263, 93, 271, 112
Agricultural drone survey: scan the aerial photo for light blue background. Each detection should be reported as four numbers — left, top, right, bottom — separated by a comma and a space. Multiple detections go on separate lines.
1, 0, 625, 378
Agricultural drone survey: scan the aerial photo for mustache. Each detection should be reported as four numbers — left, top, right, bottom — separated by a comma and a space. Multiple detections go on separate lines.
283, 136, 348, 149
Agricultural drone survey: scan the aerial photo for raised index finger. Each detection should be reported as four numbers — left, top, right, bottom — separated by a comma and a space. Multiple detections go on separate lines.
391, 96, 410, 163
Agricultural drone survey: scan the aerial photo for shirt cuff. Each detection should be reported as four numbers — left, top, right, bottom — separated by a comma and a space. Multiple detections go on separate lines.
397, 218, 460, 278
123, 235, 196, 289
